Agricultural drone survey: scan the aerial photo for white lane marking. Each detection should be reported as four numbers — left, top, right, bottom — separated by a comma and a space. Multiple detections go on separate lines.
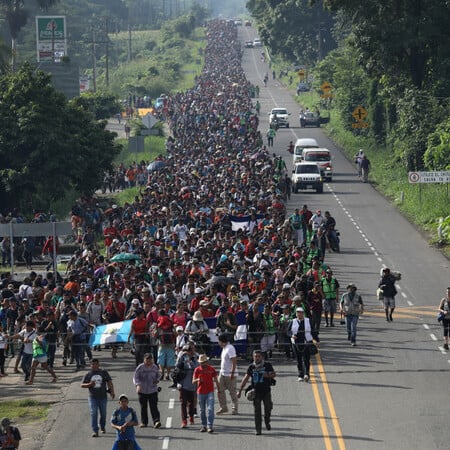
370, 247, 375, 251
407, 300, 414, 306
374, 252, 379, 256
401, 292, 407, 298
423, 324, 430, 330
430, 334, 438, 341
439, 347, 447, 354
168, 399, 175, 409
377, 257, 383, 262
166, 417, 172, 429
162, 437, 170, 450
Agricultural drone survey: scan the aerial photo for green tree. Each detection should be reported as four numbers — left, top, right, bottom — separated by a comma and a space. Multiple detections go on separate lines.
247, 0, 337, 64
71, 91, 122, 120
424, 118, 450, 170
322, 0, 450, 90
0, 63, 121, 212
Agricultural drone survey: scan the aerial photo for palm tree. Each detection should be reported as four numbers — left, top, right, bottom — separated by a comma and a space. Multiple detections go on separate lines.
0, 0, 59, 70
0, 35, 11, 73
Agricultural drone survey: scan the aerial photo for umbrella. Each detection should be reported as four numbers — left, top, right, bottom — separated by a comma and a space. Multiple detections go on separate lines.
110, 252, 141, 263
147, 160, 167, 172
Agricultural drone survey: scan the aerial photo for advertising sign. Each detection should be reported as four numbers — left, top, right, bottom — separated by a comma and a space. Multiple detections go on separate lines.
36, 16, 67, 62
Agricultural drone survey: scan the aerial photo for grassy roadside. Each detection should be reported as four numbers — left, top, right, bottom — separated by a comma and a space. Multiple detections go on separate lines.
0, 400, 50, 423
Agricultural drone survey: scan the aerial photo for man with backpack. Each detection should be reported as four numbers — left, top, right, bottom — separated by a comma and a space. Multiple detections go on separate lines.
237, 349, 276, 435
175, 344, 199, 428
67, 310, 89, 371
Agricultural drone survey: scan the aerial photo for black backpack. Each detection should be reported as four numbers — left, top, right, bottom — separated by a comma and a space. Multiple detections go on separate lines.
171, 362, 187, 383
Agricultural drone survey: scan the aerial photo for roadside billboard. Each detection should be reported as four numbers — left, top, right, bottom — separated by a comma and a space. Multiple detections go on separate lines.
36, 16, 67, 62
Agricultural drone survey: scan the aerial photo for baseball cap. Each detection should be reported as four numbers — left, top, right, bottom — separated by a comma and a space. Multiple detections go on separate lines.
296, 307, 304, 312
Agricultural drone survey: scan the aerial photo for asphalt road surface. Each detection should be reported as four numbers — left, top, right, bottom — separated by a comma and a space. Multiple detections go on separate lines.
34, 26, 450, 450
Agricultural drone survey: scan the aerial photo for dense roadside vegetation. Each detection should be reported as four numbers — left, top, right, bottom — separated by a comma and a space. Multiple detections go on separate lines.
248, 0, 450, 252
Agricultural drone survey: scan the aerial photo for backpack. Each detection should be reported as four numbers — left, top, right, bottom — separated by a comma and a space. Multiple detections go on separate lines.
171, 362, 187, 383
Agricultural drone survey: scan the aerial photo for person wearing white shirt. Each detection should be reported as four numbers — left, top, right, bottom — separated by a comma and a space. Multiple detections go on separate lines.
216, 334, 239, 415
290, 308, 313, 382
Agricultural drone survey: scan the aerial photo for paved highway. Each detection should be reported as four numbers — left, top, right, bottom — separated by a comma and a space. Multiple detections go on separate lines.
35, 26, 450, 450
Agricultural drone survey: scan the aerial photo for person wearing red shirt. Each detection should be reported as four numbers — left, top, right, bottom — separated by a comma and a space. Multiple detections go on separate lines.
128, 309, 149, 366
189, 288, 203, 313
103, 222, 119, 258
192, 354, 219, 433
170, 303, 190, 329
42, 236, 58, 271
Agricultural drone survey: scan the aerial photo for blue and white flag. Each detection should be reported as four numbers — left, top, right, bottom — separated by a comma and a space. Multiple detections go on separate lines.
89, 320, 132, 347
230, 214, 264, 232
204, 312, 247, 356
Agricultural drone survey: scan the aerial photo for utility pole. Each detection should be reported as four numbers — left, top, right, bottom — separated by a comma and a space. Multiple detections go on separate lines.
91, 25, 97, 92
127, 22, 132, 62
105, 17, 109, 88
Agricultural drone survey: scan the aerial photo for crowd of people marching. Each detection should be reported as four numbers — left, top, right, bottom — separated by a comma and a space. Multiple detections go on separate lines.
0, 18, 380, 444
0, 18, 346, 383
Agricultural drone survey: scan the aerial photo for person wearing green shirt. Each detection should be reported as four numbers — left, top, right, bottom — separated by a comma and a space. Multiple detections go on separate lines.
290, 209, 303, 245
321, 270, 340, 327
261, 305, 276, 359
25, 332, 57, 385
266, 127, 276, 147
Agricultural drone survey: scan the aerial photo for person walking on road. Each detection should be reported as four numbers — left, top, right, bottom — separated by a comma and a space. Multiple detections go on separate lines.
25, 330, 57, 385
132, 353, 162, 429
111, 394, 142, 450
340, 284, 364, 346
238, 349, 276, 435
81, 358, 115, 437
290, 307, 314, 382
360, 155, 371, 182
266, 127, 276, 147
438, 287, 450, 350
354, 149, 364, 177
321, 269, 340, 327
192, 354, 219, 433
216, 334, 239, 415
11, 320, 36, 383
378, 268, 397, 322
175, 344, 199, 428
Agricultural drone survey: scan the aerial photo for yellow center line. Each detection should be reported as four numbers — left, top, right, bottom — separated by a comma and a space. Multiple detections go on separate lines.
310, 368, 334, 450
315, 353, 346, 450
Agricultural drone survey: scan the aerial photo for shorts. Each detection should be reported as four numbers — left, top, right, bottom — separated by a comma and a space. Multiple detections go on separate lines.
383, 297, 395, 309
323, 298, 337, 313
157, 346, 175, 367
33, 355, 48, 364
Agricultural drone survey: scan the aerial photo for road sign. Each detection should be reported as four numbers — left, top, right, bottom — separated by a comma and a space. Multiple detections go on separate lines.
352, 106, 368, 122
36, 16, 67, 62
321, 81, 332, 92
408, 172, 420, 183
408, 171, 450, 184
351, 122, 369, 128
